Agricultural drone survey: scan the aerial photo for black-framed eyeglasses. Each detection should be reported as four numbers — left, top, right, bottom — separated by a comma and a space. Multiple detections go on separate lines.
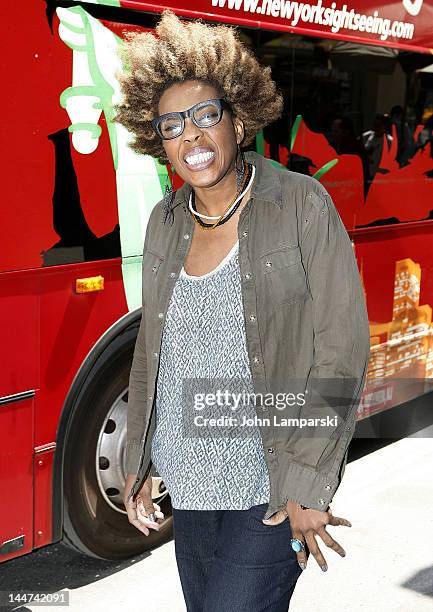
151, 98, 231, 140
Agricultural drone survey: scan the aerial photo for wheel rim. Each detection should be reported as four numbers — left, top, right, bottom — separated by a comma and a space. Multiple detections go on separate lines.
95, 388, 168, 514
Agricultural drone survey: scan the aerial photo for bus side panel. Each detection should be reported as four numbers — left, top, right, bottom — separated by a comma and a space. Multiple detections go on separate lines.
0, 272, 39, 561
34, 444, 56, 550
356, 221, 433, 417
0, 396, 34, 561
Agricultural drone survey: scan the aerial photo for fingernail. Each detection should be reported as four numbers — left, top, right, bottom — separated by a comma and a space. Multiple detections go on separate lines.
341, 552, 346, 557
298, 562, 306, 570
321, 564, 328, 572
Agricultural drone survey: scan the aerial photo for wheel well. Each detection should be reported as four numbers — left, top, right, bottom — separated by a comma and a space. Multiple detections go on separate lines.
51, 311, 140, 544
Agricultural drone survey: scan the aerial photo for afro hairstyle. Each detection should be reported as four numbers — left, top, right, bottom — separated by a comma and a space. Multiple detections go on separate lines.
112, 9, 284, 164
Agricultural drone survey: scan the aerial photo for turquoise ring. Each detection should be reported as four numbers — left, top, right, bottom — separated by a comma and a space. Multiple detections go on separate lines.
290, 538, 305, 553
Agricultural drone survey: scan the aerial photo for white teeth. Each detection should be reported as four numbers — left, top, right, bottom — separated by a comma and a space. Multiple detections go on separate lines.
185, 151, 215, 165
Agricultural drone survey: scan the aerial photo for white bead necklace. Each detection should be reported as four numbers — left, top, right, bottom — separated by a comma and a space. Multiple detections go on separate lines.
188, 164, 256, 221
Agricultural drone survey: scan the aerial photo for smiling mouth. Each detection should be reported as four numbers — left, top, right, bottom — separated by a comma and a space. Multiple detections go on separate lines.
184, 150, 216, 167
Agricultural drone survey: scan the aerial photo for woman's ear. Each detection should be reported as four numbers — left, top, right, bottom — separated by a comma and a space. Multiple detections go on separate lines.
233, 116, 245, 146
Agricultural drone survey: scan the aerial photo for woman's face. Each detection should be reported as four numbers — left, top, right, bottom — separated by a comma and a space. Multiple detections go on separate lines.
157, 80, 244, 188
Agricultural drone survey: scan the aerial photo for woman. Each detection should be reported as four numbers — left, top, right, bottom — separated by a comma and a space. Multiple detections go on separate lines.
113, 10, 370, 611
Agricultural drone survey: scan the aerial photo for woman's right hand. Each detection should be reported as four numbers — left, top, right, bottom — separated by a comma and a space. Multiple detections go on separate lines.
124, 473, 165, 536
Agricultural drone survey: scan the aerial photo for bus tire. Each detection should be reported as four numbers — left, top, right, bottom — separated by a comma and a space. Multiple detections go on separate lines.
62, 333, 173, 559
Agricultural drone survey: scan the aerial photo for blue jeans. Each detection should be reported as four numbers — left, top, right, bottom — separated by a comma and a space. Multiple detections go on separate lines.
172, 503, 304, 611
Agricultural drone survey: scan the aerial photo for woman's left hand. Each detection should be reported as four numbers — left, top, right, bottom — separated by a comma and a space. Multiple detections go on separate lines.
262, 501, 351, 571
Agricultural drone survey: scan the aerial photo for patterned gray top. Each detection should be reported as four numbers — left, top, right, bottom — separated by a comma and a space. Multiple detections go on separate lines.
151, 239, 270, 510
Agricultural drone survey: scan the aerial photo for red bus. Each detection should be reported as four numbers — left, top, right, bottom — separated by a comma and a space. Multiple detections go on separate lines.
2, 0, 433, 562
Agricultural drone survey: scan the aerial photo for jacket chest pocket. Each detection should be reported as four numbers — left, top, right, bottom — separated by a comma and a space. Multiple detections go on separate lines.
260, 245, 308, 306
142, 249, 165, 305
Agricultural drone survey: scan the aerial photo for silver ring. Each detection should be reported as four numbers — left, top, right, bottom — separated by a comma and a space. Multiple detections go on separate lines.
137, 496, 156, 522
290, 538, 305, 553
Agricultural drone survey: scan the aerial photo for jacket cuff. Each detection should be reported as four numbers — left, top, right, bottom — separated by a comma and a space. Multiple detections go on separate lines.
125, 441, 141, 475
280, 460, 338, 511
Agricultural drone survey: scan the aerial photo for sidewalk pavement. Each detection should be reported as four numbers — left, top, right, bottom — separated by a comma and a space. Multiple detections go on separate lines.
290, 434, 433, 611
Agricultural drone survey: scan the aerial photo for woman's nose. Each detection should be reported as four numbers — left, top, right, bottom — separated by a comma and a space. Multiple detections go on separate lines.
182, 116, 203, 142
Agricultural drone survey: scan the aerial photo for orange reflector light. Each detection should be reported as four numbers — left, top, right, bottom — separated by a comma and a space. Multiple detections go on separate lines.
75, 275, 104, 293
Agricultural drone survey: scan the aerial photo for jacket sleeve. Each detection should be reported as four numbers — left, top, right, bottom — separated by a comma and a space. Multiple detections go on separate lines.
124, 206, 157, 475
284, 186, 370, 510
125, 297, 148, 475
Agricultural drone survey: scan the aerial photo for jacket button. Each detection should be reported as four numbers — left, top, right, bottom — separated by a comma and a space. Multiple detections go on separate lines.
245, 273, 251, 280
253, 356, 260, 363
345, 426, 351, 431
318, 498, 325, 505
267, 447, 274, 453
265, 261, 272, 267
242, 231, 248, 238
148, 394, 153, 399
324, 484, 332, 491
158, 312, 164, 318
170, 272, 176, 278
153, 352, 158, 358
249, 315, 256, 322
152, 265, 157, 272
184, 233, 190, 240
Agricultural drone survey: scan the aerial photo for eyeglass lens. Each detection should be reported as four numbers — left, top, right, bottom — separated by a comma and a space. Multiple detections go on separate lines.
158, 101, 222, 139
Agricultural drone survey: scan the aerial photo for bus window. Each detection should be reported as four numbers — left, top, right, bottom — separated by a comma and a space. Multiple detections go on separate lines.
254, 32, 433, 230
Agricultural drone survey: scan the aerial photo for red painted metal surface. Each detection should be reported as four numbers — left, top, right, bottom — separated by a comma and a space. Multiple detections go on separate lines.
120, 0, 433, 53
0, 258, 128, 561
0, 396, 34, 562
34, 444, 57, 551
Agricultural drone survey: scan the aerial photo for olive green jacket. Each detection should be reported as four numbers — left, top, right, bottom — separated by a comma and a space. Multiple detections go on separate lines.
125, 150, 370, 520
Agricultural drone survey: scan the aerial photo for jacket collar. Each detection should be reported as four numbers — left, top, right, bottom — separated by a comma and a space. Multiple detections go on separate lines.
171, 150, 283, 211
